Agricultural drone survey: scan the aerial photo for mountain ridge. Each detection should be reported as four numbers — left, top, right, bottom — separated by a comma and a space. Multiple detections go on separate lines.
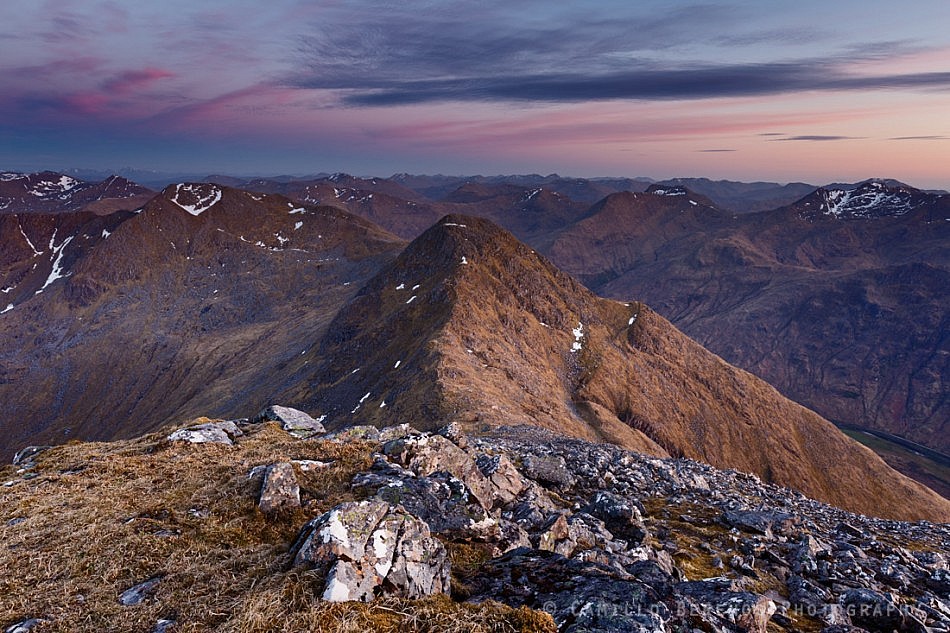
284, 214, 949, 521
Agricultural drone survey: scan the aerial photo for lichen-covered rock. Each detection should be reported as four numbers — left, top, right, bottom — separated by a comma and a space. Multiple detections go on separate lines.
258, 463, 300, 514
522, 454, 575, 488
325, 425, 380, 443
168, 419, 242, 445
724, 509, 800, 539
254, 405, 326, 438
581, 490, 648, 546
475, 453, 525, 505
382, 434, 494, 509
292, 500, 450, 602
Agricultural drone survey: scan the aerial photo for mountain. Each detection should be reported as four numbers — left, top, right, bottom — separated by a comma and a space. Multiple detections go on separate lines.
282, 215, 949, 521
796, 179, 937, 220
391, 173, 655, 203
208, 174, 589, 242
546, 181, 950, 457
656, 177, 817, 212
0, 171, 154, 215
0, 183, 404, 457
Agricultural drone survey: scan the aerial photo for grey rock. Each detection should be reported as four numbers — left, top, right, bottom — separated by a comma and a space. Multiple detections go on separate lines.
292, 500, 450, 602
258, 463, 300, 514
11, 446, 51, 468
4, 619, 45, 633
119, 576, 162, 606
325, 425, 381, 442
254, 405, 326, 438
167, 421, 240, 445
153, 619, 176, 633
522, 454, 575, 488
382, 434, 494, 510
377, 423, 418, 443
581, 490, 648, 546
475, 453, 525, 506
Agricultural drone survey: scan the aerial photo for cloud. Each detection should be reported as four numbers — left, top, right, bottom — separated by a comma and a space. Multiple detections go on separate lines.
773, 135, 863, 142
697, 149, 736, 152
101, 68, 175, 94
889, 135, 948, 140
286, 3, 950, 107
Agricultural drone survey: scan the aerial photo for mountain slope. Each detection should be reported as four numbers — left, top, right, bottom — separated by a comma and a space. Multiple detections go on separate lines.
546, 182, 950, 455
0, 184, 404, 457
285, 215, 950, 521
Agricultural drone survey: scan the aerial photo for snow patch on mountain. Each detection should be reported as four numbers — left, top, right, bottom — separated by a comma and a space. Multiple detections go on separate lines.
817, 181, 922, 219
171, 184, 222, 216
35, 231, 74, 293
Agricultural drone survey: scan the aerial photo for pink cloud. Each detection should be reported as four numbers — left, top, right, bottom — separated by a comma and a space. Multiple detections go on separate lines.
101, 68, 175, 94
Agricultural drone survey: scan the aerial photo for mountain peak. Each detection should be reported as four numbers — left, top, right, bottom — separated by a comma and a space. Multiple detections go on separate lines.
795, 179, 934, 220
284, 215, 950, 521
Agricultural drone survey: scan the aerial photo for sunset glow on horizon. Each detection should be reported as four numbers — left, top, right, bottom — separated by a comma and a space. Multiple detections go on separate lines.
2, 0, 949, 188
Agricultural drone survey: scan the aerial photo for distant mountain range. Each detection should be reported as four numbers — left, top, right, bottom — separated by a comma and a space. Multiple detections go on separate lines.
1, 170, 947, 512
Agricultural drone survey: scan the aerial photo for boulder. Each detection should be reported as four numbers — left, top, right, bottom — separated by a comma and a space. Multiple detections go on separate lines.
119, 577, 162, 606
724, 510, 799, 539
254, 405, 326, 438
167, 420, 242, 445
522, 454, 575, 488
475, 453, 525, 505
581, 491, 648, 546
676, 581, 777, 633
292, 500, 450, 602
382, 434, 494, 510
325, 425, 380, 442
258, 463, 300, 514
11, 446, 51, 468
4, 619, 46, 633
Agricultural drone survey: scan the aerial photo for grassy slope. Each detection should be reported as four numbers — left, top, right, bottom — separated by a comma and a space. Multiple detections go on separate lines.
842, 429, 950, 500
0, 421, 553, 633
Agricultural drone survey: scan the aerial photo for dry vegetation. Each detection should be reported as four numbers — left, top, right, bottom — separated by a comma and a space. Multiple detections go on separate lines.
0, 421, 553, 632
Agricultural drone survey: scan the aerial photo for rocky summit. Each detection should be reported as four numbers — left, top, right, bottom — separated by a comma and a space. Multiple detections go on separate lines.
1, 417, 947, 633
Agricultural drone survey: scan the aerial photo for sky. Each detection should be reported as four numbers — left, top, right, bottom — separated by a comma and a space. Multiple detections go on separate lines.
1, 0, 949, 188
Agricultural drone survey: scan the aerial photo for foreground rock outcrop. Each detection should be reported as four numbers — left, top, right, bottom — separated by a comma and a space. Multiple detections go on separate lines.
2, 414, 948, 632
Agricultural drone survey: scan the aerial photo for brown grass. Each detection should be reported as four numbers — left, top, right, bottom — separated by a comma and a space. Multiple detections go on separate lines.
0, 421, 553, 632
